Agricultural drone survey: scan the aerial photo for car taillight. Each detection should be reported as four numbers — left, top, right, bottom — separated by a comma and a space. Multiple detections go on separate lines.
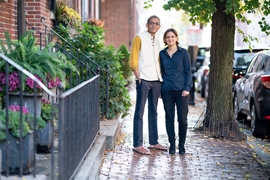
232, 74, 242, 79
232, 70, 242, 79
261, 75, 270, 89
203, 69, 209, 76
264, 116, 270, 120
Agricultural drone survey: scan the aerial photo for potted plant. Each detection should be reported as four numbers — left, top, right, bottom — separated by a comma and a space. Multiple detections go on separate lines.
36, 98, 58, 153
0, 30, 78, 115
0, 105, 46, 174
55, 0, 81, 28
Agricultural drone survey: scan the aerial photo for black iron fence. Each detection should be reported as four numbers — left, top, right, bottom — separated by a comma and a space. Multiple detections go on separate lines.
58, 76, 100, 179
194, 109, 246, 140
1, 48, 101, 179
0, 53, 58, 178
26, 17, 109, 117
0, 18, 109, 179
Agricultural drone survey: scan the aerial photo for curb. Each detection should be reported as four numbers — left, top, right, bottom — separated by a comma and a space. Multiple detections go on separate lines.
100, 119, 121, 150
74, 119, 121, 180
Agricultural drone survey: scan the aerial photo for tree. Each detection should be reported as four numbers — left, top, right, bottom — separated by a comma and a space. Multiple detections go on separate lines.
145, 0, 270, 135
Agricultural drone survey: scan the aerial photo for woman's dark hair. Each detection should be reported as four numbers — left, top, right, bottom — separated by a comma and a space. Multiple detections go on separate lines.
163, 28, 179, 46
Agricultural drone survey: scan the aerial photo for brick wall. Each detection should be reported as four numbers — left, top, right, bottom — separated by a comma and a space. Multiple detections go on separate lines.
0, 0, 53, 42
0, 0, 17, 40
25, 0, 52, 32
100, 0, 136, 50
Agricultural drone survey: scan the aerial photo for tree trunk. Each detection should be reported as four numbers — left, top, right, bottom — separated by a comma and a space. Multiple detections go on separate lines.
206, 0, 235, 125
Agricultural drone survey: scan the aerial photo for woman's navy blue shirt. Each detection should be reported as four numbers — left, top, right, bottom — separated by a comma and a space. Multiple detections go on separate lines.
159, 46, 193, 92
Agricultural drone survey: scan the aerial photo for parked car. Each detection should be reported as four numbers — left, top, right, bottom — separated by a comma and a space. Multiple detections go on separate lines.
232, 47, 267, 91
203, 48, 264, 100
195, 47, 210, 72
233, 50, 270, 138
195, 51, 210, 98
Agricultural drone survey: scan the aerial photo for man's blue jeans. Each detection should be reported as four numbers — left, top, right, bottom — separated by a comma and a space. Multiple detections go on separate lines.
133, 80, 161, 147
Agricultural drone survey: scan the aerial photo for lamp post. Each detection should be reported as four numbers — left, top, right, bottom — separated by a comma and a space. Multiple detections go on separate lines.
188, 46, 196, 106
187, 26, 202, 106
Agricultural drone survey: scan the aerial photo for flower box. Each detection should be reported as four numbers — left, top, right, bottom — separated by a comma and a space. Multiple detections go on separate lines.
8, 92, 43, 117
0, 132, 34, 174
36, 121, 53, 153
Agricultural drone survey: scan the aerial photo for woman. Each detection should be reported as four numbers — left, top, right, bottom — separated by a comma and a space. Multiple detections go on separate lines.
159, 28, 193, 155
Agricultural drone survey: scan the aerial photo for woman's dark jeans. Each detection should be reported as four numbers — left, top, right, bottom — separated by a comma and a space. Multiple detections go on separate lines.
161, 90, 189, 146
133, 80, 161, 147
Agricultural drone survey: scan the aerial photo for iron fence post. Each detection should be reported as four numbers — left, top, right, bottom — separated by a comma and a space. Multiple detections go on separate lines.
106, 65, 109, 115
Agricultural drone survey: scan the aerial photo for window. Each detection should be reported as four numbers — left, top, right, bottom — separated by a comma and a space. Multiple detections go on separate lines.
82, 0, 89, 22
50, 0, 56, 12
252, 55, 264, 72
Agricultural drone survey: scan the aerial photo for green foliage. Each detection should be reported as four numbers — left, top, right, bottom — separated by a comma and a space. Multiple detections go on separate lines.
145, 0, 270, 36
93, 45, 132, 119
236, 27, 259, 49
0, 109, 45, 141
41, 99, 58, 122
0, 31, 78, 90
70, 22, 105, 54
117, 44, 132, 80
55, 22, 132, 119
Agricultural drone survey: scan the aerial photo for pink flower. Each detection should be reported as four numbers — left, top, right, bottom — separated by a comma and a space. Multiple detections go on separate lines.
47, 77, 61, 89
42, 98, 50, 104
8, 105, 29, 114
0, 72, 60, 94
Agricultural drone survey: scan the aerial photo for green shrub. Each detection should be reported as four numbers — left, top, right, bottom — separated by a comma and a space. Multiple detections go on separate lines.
55, 21, 131, 119
117, 44, 132, 81
0, 105, 45, 141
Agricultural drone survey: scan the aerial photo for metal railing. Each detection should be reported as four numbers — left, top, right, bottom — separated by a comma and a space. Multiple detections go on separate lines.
0, 53, 57, 178
26, 17, 109, 116
0, 17, 109, 179
194, 109, 246, 140
58, 76, 100, 179
26, 18, 107, 179
1, 46, 101, 180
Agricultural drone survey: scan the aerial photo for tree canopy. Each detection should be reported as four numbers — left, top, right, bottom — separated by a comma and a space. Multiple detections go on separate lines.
145, 0, 270, 45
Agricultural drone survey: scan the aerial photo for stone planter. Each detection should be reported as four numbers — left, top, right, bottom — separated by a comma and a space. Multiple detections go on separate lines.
9, 92, 43, 117
0, 132, 34, 174
36, 121, 53, 153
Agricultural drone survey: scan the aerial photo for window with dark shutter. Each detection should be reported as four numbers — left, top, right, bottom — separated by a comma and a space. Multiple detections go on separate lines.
50, 0, 56, 12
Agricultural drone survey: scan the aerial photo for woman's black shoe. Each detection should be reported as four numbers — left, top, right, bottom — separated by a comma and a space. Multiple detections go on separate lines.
169, 145, 175, 154
179, 146, 185, 155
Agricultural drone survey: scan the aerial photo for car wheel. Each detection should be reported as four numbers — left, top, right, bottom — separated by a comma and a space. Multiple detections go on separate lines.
250, 103, 268, 138
233, 94, 247, 121
200, 77, 205, 98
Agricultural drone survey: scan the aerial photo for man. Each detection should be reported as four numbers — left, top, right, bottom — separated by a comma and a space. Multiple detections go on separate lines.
129, 15, 167, 155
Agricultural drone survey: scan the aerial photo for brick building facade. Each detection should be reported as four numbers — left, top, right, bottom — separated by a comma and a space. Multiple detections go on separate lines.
100, 0, 138, 49
0, 0, 138, 50
0, 1, 19, 40
0, 0, 53, 40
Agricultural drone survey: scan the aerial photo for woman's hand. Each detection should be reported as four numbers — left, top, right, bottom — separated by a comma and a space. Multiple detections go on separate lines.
182, 90, 189, 97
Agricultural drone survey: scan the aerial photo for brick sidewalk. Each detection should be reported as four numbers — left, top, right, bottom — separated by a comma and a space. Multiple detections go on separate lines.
98, 87, 270, 180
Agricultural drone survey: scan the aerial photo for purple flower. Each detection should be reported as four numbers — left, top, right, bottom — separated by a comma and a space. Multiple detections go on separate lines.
8, 105, 29, 114
0, 72, 61, 94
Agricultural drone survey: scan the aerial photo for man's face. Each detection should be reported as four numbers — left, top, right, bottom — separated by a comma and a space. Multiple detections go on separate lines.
146, 18, 160, 35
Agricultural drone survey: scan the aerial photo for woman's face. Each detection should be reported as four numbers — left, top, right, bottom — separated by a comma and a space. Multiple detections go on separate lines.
164, 31, 177, 46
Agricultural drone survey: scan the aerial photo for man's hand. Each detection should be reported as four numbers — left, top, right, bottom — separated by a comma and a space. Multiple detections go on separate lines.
133, 70, 141, 83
